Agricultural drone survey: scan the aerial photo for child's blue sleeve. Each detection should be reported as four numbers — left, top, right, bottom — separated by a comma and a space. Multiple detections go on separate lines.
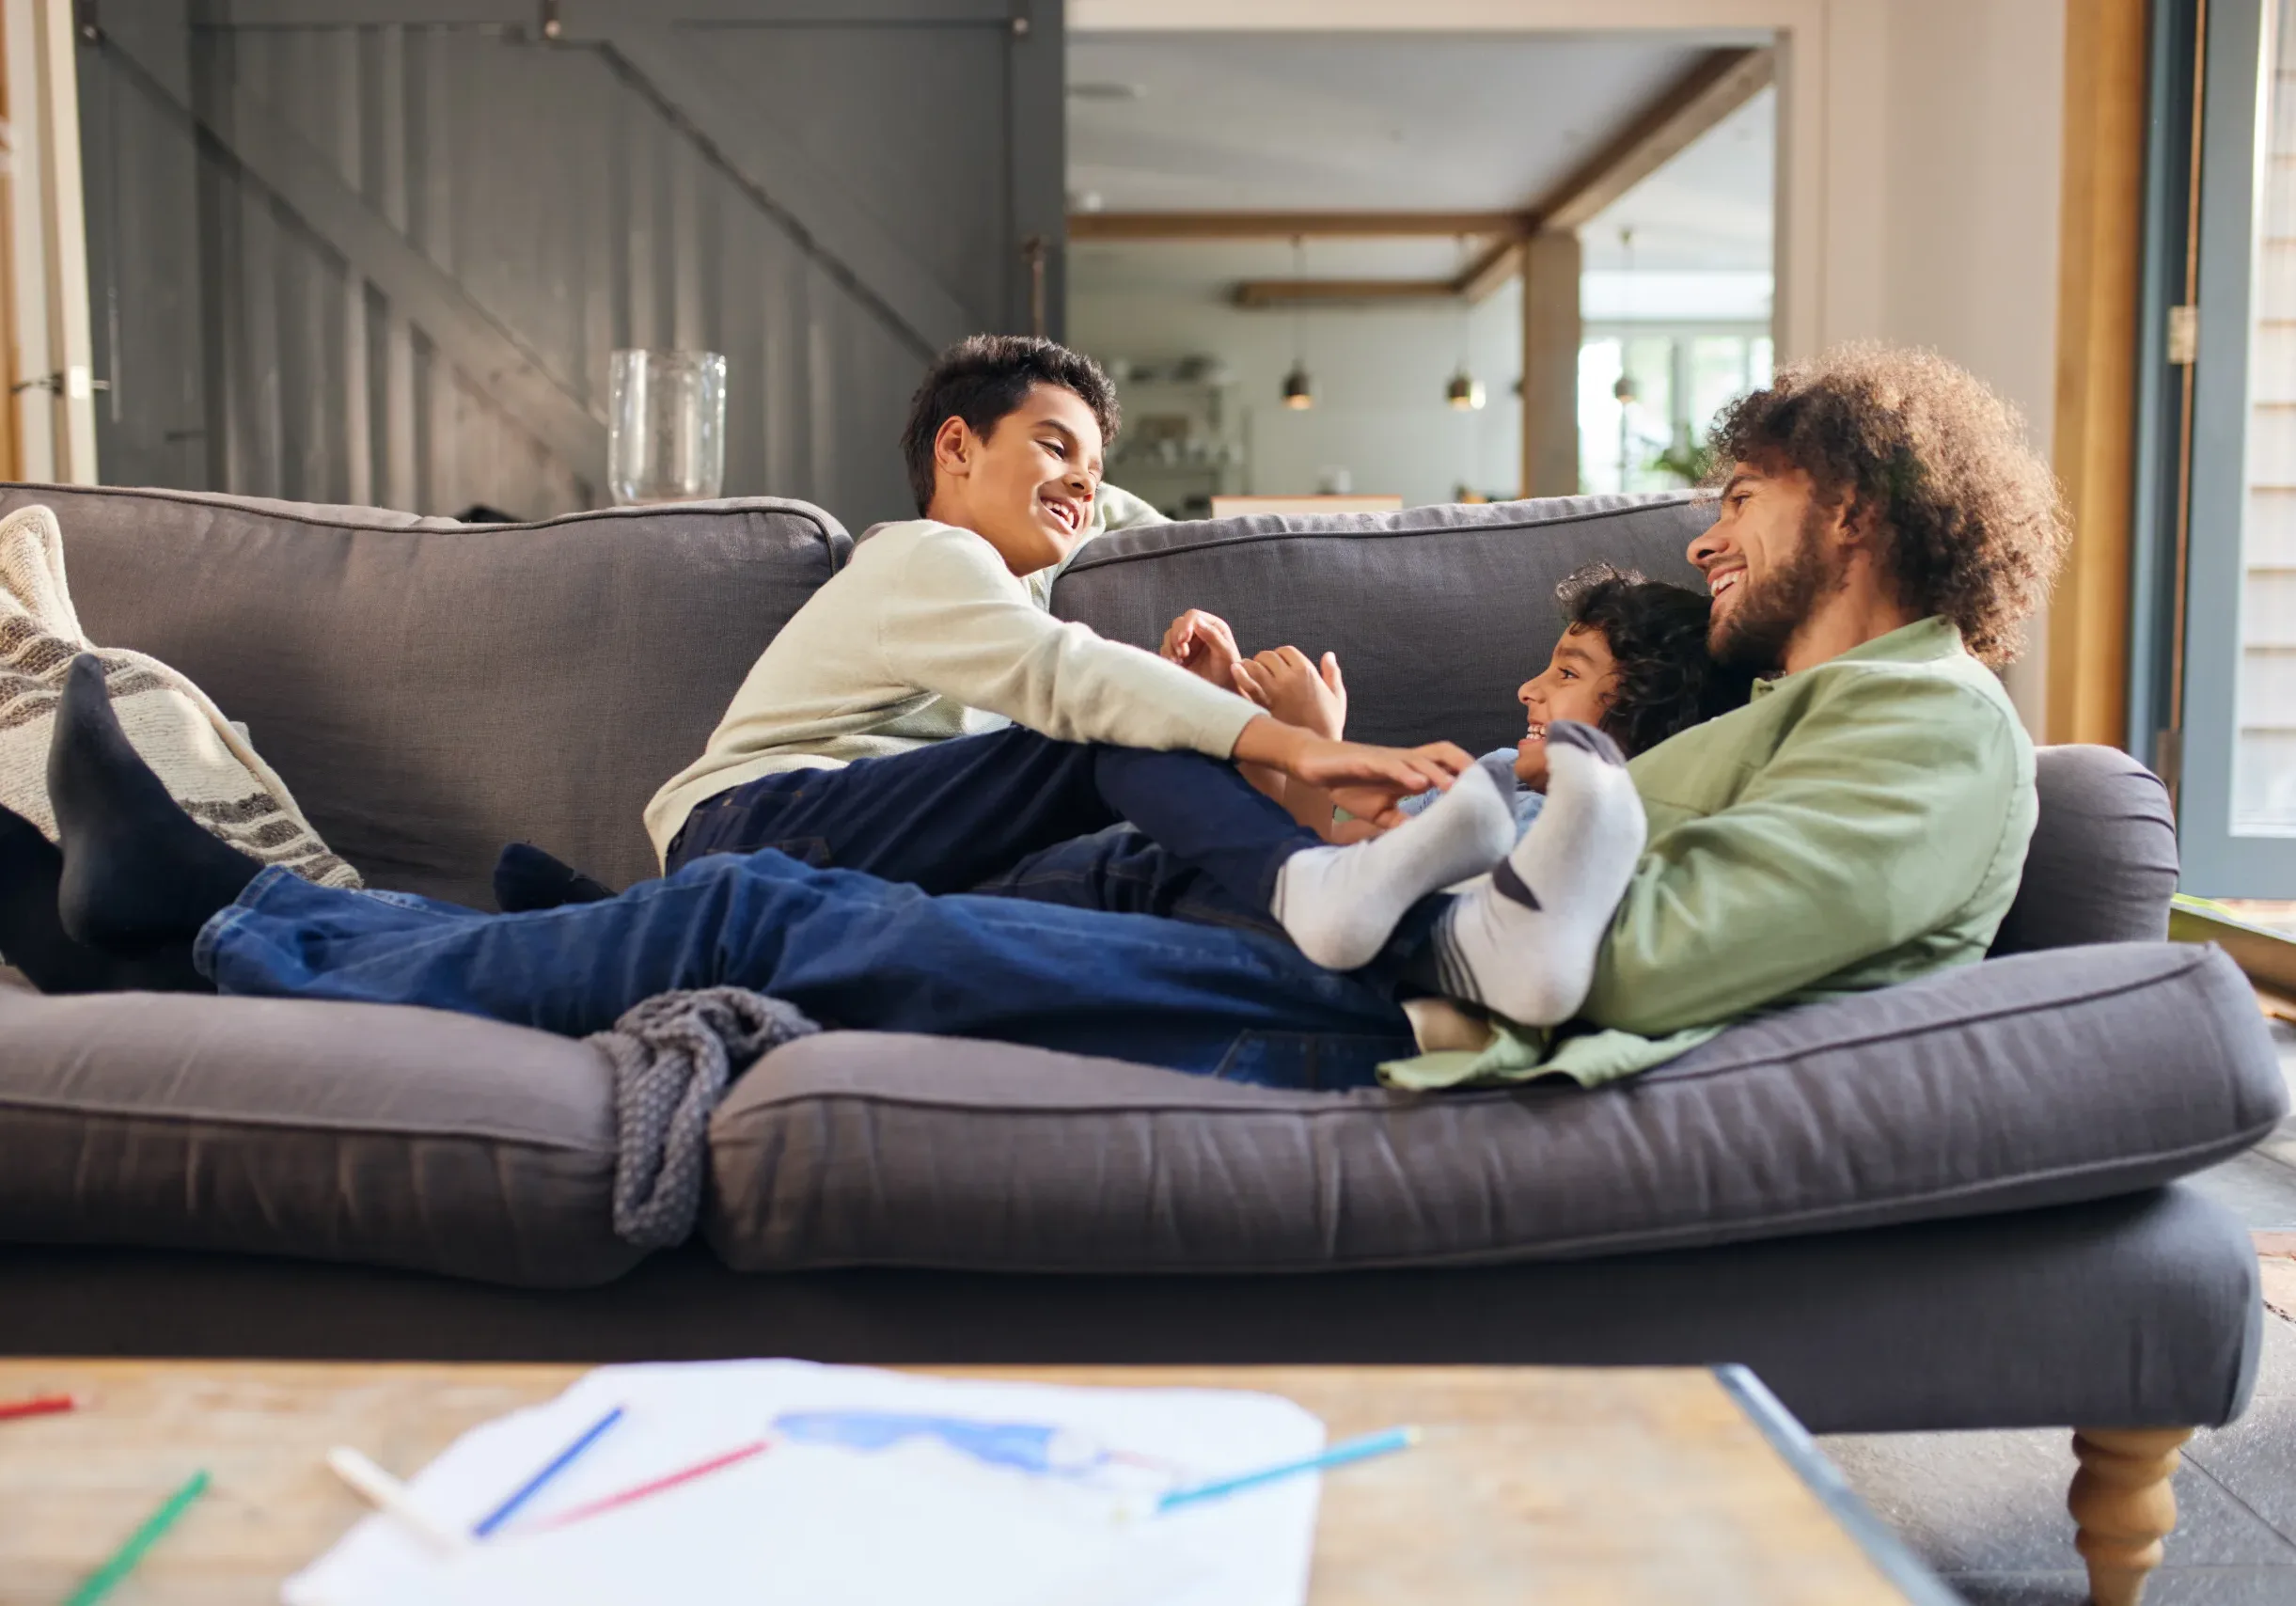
1395, 748, 1534, 834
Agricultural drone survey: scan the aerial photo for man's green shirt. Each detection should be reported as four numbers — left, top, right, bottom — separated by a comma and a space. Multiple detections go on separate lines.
1384, 617, 2037, 1090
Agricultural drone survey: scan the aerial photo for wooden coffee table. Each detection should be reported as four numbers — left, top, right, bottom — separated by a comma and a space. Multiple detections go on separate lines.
0, 1360, 1955, 1603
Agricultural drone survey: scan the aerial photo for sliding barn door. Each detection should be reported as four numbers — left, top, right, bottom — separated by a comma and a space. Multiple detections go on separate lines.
76, 0, 1064, 527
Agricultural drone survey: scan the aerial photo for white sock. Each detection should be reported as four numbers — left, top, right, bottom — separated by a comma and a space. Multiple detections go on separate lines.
1428, 720, 1646, 1027
1272, 764, 1518, 970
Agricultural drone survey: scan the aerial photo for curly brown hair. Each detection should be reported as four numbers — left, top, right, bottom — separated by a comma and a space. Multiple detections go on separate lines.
1554, 562, 1754, 754
1706, 343, 2068, 666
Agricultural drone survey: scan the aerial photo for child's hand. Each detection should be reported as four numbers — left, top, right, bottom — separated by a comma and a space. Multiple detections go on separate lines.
1160, 608, 1242, 690
1232, 647, 1346, 740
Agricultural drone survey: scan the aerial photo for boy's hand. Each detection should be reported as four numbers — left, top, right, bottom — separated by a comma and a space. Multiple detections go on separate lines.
1160, 608, 1242, 690
1232, 716, 1471, 801
1232, 646, 1347, 740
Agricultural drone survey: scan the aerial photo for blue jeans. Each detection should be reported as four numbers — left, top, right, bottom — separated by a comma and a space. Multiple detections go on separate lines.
967, 825, 1287, 938
197, 858, 1419, 1088
668, 727, 1318, 924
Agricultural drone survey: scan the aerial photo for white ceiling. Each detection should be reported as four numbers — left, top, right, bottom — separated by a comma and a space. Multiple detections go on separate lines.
1580, 87, 1774, 273
1069, 32, 1748, 213
1067, 33, 1775, 304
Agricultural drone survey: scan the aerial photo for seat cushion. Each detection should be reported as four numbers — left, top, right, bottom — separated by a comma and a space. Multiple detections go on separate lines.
0, 484, 850, 905
703, 943, 2287, 1273
0, 986, 638, 1288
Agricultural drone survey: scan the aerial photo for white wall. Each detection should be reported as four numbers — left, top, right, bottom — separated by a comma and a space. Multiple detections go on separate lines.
1069, 288, 1525, 510
1822, 0, 2067, 724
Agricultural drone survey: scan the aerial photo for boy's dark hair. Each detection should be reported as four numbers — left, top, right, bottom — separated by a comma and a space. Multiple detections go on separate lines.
1706, 342, 2068, 667
900, 335, 1121, 514
1555, 562, 1754, 755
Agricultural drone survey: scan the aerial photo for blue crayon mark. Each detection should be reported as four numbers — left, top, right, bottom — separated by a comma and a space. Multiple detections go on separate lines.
772, 1411, 1098, 1477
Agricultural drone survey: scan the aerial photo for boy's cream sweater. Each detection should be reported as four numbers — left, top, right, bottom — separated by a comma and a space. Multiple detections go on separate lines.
643, 504, 1259, 865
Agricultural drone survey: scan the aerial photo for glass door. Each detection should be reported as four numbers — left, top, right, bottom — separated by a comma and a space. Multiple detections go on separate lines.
2179, 0, 2296, 894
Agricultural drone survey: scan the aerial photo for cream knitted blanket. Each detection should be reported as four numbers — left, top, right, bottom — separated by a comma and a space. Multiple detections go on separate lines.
0, 504, 361, 888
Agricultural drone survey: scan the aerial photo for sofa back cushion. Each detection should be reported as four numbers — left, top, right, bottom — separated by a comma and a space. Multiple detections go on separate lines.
1053, 495, 1709, 756
0, 485, 848, 905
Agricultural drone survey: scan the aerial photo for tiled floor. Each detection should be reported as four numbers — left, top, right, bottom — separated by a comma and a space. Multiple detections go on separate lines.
1820, 1017, 2296, 1604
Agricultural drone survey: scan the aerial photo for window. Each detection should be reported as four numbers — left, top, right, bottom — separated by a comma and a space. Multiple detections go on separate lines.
2153, 0, 2296, 892
2235, 6, 2296, 836
1577, 329, 1771, 494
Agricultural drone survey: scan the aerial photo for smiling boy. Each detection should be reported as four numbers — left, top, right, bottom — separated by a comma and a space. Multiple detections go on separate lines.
608, 334, 1501, 968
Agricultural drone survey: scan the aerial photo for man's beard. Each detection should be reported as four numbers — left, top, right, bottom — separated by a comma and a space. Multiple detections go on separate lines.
1708, 506, 1848, 671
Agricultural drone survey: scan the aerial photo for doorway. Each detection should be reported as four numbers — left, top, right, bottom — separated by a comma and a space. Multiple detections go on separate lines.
1062, 28, 1776, 518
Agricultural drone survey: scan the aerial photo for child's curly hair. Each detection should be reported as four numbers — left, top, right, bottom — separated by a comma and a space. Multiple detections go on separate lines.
1556, 563, 1754, 756
1706, 343, 2068, 667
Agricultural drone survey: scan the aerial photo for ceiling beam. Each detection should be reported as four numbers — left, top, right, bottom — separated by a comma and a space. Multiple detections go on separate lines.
1457, 237, 1526, 303
1530, 45, 1774, 232
1233, 241, 1529, 308
1069, 211, 1526, 242
1232, 277, 1461, 307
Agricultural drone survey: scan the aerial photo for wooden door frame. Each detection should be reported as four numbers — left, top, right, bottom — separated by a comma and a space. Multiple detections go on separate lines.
2048, 0, 2148, 751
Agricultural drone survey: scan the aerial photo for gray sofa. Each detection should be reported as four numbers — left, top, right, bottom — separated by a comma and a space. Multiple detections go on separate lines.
0, 487, 2284, 1452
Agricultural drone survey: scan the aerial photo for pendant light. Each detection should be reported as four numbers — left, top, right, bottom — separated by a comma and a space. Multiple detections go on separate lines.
1445, 236, 1486, 410
1281, 235, 1314, 409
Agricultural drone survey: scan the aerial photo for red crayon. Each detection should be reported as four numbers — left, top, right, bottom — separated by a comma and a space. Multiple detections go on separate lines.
537, 1439, 772, 1533
0, 1393, 79, 1423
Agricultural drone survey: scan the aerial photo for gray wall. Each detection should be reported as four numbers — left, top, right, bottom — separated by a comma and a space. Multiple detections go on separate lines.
79, 1, 1063, 528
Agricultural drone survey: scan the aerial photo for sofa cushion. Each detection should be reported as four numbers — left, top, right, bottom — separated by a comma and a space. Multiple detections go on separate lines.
0, 483, 850, 905
702, 942, 2286, 1273
1989, 745, 2178, 954
0, 986, 638, 1288
1052, 494, 1710, 757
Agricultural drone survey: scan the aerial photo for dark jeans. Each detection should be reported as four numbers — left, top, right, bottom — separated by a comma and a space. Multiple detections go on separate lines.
668, 727, 1319, 927
197, 858, 1421, 1088
967, 825, 1287, 938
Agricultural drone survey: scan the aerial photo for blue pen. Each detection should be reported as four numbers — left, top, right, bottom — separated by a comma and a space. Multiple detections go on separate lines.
1156, 1425, 1422, 1514
472, 1405, 624, 1538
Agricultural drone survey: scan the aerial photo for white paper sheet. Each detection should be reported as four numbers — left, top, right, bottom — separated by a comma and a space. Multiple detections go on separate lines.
284, 1361, 1326, 1606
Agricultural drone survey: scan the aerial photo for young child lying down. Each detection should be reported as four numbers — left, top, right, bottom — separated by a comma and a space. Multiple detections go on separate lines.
1079, 560, 1752, 862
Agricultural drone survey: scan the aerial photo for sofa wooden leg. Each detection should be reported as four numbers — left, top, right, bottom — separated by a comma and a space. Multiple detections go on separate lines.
2068, 1426, 2194, 1606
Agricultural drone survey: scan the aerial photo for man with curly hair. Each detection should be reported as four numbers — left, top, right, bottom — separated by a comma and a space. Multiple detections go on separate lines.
1387, 341, 2069, 1085
8, 345, 2068, 1095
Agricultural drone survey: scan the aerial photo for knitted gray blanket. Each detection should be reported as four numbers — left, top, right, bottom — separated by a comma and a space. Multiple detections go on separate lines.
585, 987, 820, 1249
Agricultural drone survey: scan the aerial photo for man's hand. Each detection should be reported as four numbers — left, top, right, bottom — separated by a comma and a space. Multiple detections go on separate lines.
1232, 646, 1347, 741
1160, 608, 1242, 691
1232, 716, 1471, 803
